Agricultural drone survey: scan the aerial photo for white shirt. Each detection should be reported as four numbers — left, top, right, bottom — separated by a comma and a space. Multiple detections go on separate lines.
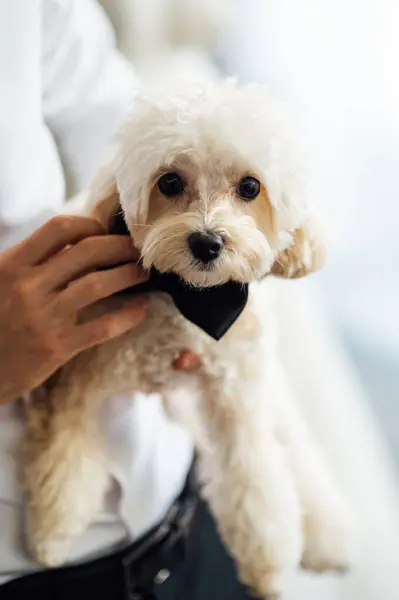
0, 0, 193, 584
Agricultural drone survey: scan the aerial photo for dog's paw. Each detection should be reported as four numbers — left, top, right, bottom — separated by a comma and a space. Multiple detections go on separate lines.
251, 571, 285, 600
239, 567, 284, 600
235, 518, 303, 600
30, 537, 73, 568
301, 501, 356, 574
25, 505, 76, 567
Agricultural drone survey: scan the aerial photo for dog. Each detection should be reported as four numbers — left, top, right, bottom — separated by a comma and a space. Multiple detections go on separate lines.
21, 80, 355, 599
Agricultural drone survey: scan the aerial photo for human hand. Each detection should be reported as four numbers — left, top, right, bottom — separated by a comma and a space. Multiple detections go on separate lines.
0, 215, 149, 404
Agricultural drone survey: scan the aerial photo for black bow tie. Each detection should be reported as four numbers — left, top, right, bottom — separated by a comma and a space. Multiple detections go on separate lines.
133, 269, 248, 341
110, 211, 249, 340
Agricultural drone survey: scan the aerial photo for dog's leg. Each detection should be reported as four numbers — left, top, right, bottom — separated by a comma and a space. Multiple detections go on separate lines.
21, 371, 108, 567
167, 375, 303, 600
272, 364, 356, 574
296, 458, 355, 574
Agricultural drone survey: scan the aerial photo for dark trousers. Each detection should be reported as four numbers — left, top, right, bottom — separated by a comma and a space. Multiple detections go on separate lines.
0, 499, 252, 600
155, 499, 251, 600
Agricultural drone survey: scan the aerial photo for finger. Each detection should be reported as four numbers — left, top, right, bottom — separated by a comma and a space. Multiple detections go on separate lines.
73, 295, 149, 352
58, 263, 148, 313
8, 216, 106, 266
41, 235, 140, 290
173, 350, 202, 371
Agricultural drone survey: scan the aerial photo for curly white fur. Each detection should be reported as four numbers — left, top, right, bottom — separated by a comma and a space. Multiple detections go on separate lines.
21, 80, 354, 599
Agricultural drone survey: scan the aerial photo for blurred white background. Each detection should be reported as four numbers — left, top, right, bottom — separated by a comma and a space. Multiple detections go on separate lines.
99, 1, 399, 597
219, 0, 399, 462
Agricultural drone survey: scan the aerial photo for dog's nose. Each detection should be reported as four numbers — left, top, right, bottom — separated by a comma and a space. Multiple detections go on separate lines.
188, 231, 224, 263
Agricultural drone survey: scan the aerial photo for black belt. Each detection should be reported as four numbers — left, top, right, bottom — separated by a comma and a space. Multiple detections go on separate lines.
1, 464, 197, 600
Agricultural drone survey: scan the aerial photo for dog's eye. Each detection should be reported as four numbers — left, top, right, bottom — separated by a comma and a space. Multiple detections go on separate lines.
237, 177, 260, 201
157, 173, 184, 197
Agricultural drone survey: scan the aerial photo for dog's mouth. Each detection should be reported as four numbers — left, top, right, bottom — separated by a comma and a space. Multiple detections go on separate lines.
108, 208, 257, 288
192, 259, 218, 272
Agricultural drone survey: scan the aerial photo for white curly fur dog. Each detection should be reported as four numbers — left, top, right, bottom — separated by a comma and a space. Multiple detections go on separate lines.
21, 80, 355, 599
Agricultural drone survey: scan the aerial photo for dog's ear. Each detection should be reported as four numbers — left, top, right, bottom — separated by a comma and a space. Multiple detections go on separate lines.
271, 222, 326, 279
89, 168, 128, 235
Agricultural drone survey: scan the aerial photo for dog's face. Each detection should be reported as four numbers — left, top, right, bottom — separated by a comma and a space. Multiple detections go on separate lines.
92, 81, 325, 286
132, 155, 280, 287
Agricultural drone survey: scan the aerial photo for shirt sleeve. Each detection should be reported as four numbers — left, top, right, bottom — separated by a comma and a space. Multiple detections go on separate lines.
42, 0, 139, 195
0, 209, 56, 253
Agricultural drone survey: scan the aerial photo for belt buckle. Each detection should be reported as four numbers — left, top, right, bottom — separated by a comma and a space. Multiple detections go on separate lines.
122, 525, 188, 600
122, 493, 197, 600
121, 525, 165, 600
